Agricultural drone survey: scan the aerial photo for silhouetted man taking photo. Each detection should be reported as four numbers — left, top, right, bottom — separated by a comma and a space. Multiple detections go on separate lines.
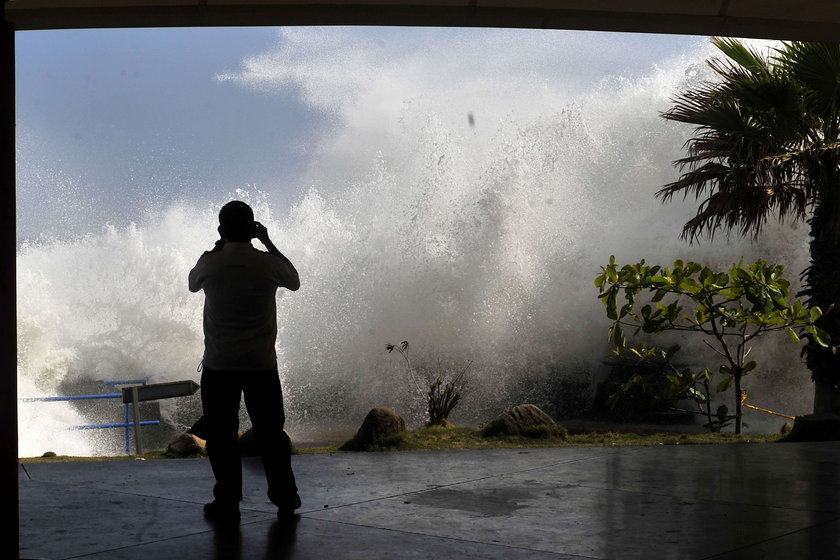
189, 200, 301, 523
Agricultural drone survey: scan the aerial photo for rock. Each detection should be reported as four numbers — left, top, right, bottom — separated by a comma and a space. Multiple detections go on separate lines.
187, 416, 207, 440
239, 428, 259, 456
780, 421, 794, 435
342, 407, 406, 451
166, 433, 206, 457
238, 428, 297, 456
482, 404, 559, 437
187, 416, 296, 455
784, 414, 840, 442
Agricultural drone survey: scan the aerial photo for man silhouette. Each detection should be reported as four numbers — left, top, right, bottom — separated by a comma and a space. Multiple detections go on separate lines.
189, 200, 301, 523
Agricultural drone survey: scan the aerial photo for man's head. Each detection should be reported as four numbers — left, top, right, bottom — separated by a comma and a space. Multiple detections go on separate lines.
218, 200, 255, 242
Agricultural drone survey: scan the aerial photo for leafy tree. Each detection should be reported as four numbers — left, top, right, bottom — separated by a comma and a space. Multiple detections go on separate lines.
595, 257, 827, 433
659, 39, 840, 412
605, 343, 731, 433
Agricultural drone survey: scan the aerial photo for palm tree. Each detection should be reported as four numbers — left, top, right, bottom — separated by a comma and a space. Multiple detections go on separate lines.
658, 38, 840, 414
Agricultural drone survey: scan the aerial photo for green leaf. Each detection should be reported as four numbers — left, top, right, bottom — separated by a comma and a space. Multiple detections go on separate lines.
650, 276, 670, 288
732, 266, 750, 282
813, 326, 831, 348
619, 303, 633, 319
613, 323, 627, 350
771, 291, 788, 309
606, 290, 617, 320
688, 387, 707, 403
678, 277, 702, 292
787, 327, 801, 344
717, 376, 734, 393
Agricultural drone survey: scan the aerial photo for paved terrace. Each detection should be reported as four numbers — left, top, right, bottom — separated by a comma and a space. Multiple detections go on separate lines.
19, 442, 840, 559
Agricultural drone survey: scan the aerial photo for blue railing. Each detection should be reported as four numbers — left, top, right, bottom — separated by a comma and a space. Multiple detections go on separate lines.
19, 378, 161, 454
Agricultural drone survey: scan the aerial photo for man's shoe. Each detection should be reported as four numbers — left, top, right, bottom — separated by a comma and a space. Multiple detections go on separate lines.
277, 494, 302, 521
204, 501, 240, 523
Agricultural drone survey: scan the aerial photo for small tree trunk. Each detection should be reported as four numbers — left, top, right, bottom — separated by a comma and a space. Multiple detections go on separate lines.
703, 378, 714, 431
813, 380, 840, 415
734, 374, 742, 435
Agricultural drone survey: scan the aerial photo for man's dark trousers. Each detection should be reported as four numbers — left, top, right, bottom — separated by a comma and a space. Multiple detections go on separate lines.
200, 365, 298, 507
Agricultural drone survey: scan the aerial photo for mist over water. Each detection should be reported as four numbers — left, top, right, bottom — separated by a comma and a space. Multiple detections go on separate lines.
17, 32, 811, 456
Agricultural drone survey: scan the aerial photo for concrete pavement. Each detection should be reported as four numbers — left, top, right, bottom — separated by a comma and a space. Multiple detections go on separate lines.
19, 442, 840, 559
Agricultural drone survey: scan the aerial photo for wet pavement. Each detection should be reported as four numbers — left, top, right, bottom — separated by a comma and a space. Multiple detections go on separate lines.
19, 442, 840, 559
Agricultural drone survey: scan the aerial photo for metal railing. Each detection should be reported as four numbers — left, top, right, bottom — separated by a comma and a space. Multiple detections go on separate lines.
19, 378, 160, 454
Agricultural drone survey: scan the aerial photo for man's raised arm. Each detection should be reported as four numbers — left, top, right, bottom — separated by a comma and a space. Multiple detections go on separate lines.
254, 222, 300, 291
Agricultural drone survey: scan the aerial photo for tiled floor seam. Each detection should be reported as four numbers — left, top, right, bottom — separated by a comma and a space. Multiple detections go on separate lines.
298, 516, 601, 560
287, 455, 638, 514
48, 526, 224, 560
697, 512, 840, 560
290, 455, 623, 514
566, 481, 840, 515
48, 515, 597, 560
23, 479, 237, 512
283, 450, 654, 514
20, 463, 33, 480
499, 447, 649, 476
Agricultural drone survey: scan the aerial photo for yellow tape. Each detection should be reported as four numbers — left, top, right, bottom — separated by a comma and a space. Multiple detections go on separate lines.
740, 390, 795, 419
742, 403, 795, 420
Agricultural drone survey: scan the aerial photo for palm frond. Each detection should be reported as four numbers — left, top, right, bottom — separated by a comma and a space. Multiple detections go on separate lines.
657, 39, 838, 241
776, 42, 840, 141
711, 37, 773, 79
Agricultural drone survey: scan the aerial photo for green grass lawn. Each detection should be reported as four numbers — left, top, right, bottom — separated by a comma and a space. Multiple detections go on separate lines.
310, 425, 782, 453
20, 425, 783, 462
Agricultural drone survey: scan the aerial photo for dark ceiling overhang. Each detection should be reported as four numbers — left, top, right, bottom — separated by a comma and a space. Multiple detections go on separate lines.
3, 0, 840, 42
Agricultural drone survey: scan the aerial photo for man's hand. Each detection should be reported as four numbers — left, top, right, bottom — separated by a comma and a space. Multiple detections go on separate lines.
250, 221, 300, 290
253, 221, 271, 245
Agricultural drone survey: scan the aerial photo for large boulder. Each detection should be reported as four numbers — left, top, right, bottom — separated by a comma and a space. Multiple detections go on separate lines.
238, 428, 297, 456
239, 428, 259, 456
341, 407, 406, 451
783, 414, 840, 442
188, 416, 296, 455
482, 404, 565, 438
166, 433, 207, 457
187, 416, 207, 440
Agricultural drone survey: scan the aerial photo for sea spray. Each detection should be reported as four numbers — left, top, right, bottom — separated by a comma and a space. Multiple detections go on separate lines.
17, 34, 811, 455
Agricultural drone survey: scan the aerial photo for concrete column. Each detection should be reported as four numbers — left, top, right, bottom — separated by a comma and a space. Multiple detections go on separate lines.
1, 1, 17, 558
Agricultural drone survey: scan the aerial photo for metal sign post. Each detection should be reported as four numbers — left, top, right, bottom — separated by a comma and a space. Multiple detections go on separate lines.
122, 380, 200, 455
129, 386, 144, 455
